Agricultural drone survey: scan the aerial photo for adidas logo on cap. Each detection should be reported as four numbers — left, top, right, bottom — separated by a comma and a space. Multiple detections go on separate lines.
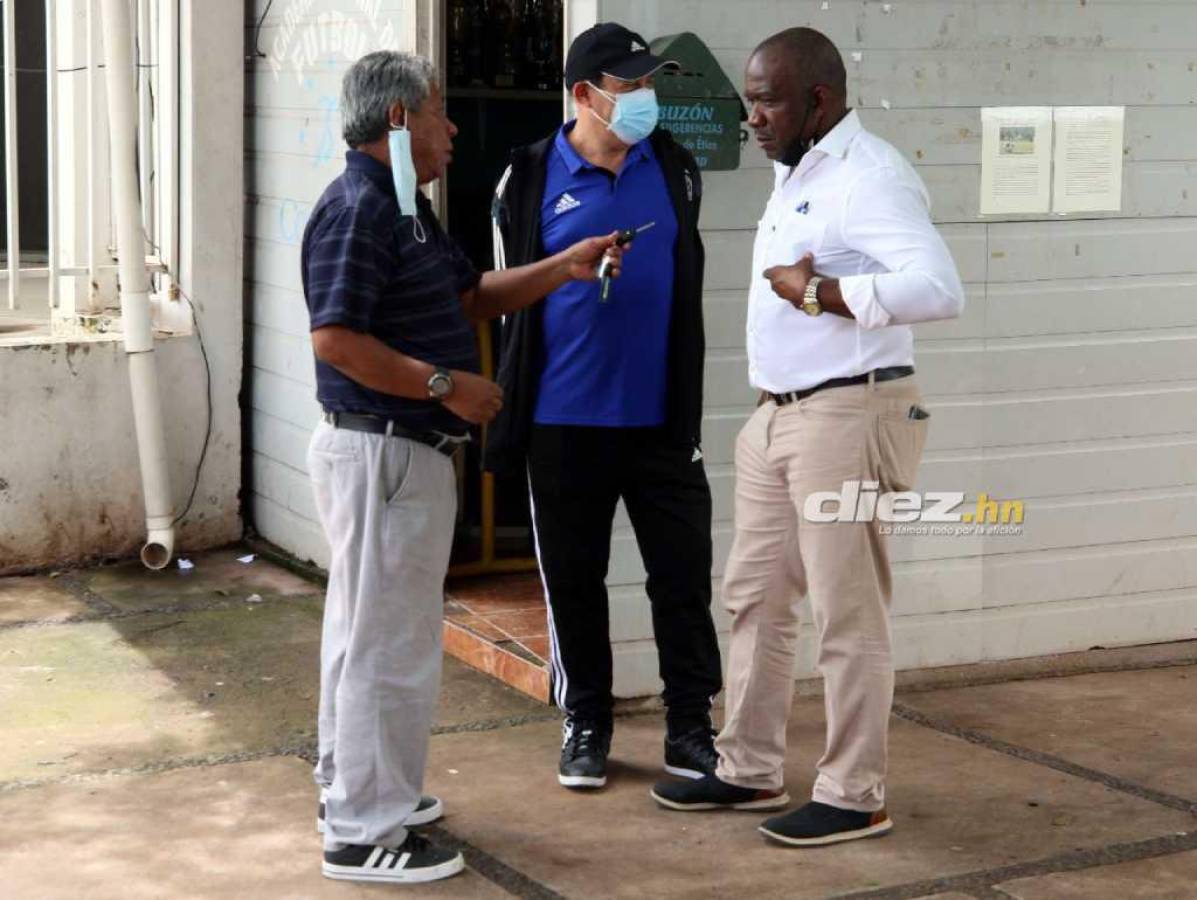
631, 40, 646, 52
554, 193, 582, 215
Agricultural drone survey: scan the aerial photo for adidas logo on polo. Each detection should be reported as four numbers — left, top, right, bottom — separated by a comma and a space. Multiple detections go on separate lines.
554, 193, 582, 215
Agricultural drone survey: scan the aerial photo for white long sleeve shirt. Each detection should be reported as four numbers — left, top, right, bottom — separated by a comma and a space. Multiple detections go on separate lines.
747, 109, 965, 393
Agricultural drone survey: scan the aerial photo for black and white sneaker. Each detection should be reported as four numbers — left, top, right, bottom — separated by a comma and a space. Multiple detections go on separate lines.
558, 718, 612, 789
317, 790, 444, 833
650, 773, 790, 811
759, 801, 893, 847
322, 832, 464, 884
664, 726, 719, 779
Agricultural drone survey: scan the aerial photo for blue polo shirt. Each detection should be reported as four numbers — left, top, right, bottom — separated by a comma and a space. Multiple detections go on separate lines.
301, 150, 481, 436
534, 122, 678, 427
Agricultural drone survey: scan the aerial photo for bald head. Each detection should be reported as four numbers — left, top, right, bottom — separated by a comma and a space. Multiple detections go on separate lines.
743, 27, 849, 164
752, 27, 846, 97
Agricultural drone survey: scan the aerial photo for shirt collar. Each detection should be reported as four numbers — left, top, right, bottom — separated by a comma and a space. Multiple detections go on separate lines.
773, 109, 861, 183
811, 108, 862, 159
345, 149, 394, 192
554, 120, 651, 174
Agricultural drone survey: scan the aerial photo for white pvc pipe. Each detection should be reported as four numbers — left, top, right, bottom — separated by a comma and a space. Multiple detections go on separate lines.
46, 0, 59, 309
99, 0, 175, 570
4, 0, 20, 310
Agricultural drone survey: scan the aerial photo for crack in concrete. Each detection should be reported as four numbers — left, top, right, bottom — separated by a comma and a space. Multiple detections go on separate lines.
892, 702, 1197, 815
0, 743, 318, 794
0, 592, 327, 632
55, 571, 120, 616
833, 830, 1197, 899
423, 823, 569, 900
0, 714, 564, 794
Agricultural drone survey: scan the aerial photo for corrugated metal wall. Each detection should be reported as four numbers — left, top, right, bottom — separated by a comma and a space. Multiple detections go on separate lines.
597, 0, 1197, 695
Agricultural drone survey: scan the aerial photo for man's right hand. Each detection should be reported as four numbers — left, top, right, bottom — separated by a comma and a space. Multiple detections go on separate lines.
442, 370, 504, 424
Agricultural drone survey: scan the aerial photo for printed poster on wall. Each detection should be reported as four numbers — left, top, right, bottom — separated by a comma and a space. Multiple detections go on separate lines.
1051, 106, 1126, 214
980, 107, 1054, 215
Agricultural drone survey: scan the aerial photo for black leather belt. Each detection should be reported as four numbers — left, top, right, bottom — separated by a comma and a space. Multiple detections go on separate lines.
769, 366, 915, 406
321, 410, 466, 458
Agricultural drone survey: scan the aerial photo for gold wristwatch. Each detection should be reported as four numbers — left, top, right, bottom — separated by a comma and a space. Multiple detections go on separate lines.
801, 275, 824, 316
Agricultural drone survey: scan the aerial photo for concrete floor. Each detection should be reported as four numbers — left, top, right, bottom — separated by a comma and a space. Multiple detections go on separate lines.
2, 547, 1195, 899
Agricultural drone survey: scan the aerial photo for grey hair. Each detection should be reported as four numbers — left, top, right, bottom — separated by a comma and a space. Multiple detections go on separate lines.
341, 50, 437, 147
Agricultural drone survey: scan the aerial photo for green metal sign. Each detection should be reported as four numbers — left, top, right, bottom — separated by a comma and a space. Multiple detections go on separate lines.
650, 32, 747, 171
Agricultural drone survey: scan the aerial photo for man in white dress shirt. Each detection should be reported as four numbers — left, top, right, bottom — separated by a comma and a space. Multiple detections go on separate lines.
652, 27, 964, 848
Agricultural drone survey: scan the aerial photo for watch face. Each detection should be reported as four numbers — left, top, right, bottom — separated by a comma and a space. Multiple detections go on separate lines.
429, 373, 453, 398
802, 301, 822, 317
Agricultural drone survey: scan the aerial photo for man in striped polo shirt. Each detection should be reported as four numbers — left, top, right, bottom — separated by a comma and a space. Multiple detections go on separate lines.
302, 51, 625, 885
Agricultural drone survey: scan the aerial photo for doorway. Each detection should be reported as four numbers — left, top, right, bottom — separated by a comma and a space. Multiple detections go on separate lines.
441, 0, 566, 575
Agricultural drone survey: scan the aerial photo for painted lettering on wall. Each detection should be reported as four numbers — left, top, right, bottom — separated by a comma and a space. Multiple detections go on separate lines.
269, 0, 403, 86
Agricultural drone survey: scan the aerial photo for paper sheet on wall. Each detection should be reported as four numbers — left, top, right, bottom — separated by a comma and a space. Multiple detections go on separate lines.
980, 107, 1053, 215
1051, 106, 1125, 213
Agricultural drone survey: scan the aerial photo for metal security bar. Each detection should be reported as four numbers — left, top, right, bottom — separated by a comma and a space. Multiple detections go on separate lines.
1, 0, 177, 324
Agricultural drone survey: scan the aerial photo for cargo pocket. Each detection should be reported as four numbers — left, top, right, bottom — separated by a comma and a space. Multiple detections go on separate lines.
876, 410, 929, 493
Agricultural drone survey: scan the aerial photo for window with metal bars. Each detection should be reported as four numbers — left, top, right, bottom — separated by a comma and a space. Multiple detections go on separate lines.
0, 0, 179, 339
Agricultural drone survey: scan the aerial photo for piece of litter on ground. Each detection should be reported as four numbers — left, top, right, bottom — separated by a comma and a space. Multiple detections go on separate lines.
177, 558, 194, 570
237, 554, 256, 564
215, 681, 225, 686
820, 1, 829, 8
883, 2, 892, 12
246, 593, 263, 604
261, 676, 274, 682
851, 51, 863, 62
881, 99, 892, 110
448, 768, 460, 775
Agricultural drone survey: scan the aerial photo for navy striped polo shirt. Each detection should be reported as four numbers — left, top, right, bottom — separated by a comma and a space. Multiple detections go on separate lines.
301, 150, 481, 436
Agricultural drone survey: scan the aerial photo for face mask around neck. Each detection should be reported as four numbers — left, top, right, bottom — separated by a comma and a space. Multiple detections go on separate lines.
587, 82, 660, 145
387, 110, 427, 244
778, 93, 819, 168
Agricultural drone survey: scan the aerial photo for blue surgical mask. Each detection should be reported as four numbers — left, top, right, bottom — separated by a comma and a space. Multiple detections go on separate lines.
588, 83, 659, 145
387, 111, 427, 243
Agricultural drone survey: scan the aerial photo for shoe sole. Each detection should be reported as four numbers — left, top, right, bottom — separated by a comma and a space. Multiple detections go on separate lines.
649, 788, 791, 811
663, 764, 707, 780
758, 818, 893, 847
322, 854, 465, 883
317, 797, 444, 834
559, 774, 607, 789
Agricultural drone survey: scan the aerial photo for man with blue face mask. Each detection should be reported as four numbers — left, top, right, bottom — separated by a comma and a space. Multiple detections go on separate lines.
486, 22, 723, 793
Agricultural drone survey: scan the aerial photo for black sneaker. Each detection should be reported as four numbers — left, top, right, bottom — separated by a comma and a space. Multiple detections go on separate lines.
664, 726, 718, 779
650, 773, 790, 811
317, 790, 443, 833
759, 801, 893, 847
322, 832, 464, 883
558, 718, 612, 789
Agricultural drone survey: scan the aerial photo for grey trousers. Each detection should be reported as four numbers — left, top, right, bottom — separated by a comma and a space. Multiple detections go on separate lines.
307, 421, 456, 850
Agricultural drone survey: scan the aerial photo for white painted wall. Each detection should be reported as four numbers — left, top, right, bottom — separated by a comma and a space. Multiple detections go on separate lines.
593, 0, 1197, 696
0, 2, 244, 573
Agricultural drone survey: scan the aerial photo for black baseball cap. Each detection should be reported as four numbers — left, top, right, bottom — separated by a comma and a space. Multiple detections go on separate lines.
564, 22, 679, 88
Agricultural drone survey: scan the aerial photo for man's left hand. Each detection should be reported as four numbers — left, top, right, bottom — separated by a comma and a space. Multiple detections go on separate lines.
562, 231, 626, 282
763, 252, 816, 307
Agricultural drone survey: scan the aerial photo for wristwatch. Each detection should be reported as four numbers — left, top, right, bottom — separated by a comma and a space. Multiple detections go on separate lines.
801, 276, 824, 316
427, 367, 454, 401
